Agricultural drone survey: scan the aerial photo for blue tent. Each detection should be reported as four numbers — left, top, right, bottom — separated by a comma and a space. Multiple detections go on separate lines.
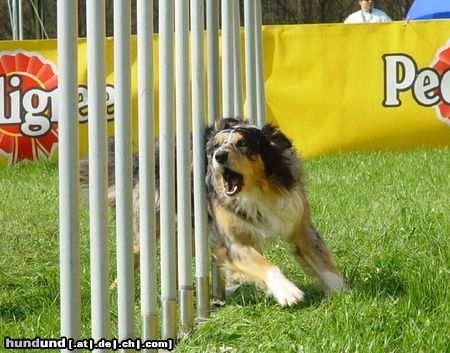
406, 0, 450, 20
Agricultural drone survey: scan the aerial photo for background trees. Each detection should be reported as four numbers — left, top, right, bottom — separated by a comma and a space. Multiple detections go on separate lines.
0, 0, 414, 40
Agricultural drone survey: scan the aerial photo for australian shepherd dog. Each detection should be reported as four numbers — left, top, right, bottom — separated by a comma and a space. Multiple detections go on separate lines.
205, 118, 345, 306
80, 117, 345, 307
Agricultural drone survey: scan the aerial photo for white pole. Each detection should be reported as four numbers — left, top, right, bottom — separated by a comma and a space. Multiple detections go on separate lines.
191, 0, 210, 319
175, 0, 194, 335
137, 0, 158, 345
255, 0, 266, 126
206, 0, 219, 125
57, 0, 80, 352
113, 0, 135, 347
207, 0, 224, 301
18, 0, 23, 39
11, 0, 19, 40
233, 0, 243, 118
159, 0, 177, 340
86, 1, 110, 350
243, 0, 256, 124
221, 0, 234, 117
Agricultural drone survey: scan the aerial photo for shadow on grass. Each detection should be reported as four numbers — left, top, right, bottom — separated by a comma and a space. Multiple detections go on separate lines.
347, 265, 405, 299
222, 282, 327, 309
218, 265, 405, 311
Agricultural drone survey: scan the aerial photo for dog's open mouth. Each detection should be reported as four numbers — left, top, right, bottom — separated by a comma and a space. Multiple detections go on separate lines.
223, 168, 244, 196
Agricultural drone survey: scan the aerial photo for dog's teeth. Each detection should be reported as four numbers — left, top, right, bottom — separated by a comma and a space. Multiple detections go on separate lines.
225, 184, 238, 196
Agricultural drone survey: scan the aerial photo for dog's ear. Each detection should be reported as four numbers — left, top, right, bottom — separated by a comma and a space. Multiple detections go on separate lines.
213, 117, 242, 132
205, 125, 215, 142
261, 124, 292, 151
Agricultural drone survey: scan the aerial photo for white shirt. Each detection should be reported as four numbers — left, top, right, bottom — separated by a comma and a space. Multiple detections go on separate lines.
344, 8, 392, 24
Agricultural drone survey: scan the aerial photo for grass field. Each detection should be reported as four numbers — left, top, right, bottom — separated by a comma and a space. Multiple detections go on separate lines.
0, 148, 449, 353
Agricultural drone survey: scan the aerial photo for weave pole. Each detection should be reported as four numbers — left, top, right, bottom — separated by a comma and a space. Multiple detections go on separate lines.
86, 1, 110, 351
191, 0, 210, 319
255, 0, 266, 126
159, 0, 178, 340
137, 0, 158, 345
175, 0, 194, 336
113, 0, 135, 349
11, 0, 23, 40
233, 0, 244, 118
221, 0, 234, 117
207, 0, 225, 301
206, 0, 219, 126
244, 0, 257, 124
56, 0, 267, 347
57, 1, 80, 352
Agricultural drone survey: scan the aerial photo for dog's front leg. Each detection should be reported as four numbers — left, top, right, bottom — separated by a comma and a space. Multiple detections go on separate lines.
291, 223, 346, 295
216, 243, 304, 307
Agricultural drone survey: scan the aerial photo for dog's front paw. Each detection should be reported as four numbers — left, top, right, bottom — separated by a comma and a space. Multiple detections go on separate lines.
266, 267, 304, 307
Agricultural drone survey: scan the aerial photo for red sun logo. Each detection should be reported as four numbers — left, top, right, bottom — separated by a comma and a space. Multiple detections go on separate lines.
0, 51, 59, 164
431, 40, 450, 127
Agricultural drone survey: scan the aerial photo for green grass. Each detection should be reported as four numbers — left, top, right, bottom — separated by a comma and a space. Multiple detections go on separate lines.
0, 148, 449, 353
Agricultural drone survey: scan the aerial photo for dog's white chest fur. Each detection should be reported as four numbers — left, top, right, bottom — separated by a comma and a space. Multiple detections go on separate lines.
234, 188, 304, 240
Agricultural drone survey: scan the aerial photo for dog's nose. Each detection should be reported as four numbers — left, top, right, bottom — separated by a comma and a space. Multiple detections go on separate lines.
215, 150, 229, 164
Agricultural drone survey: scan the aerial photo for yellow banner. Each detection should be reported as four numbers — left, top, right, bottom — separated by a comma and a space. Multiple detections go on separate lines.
0, 20, 449, 164
263, 20, 450, 158
0, 37, 156, 164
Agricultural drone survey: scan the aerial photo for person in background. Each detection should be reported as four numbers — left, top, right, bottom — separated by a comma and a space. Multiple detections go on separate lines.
344, 0, 391, 24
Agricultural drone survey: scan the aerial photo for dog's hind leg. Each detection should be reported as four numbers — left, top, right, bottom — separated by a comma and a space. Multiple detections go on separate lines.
212, 243, 304, 307
110, 190, 142, 290
291, 217, 346, 295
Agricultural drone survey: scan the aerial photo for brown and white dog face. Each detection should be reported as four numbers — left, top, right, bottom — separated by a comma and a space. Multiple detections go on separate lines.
206, 118, 297, 199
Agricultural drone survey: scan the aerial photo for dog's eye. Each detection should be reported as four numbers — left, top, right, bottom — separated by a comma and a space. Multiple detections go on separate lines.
236, 140, 247, 148
213, 143, 220, 149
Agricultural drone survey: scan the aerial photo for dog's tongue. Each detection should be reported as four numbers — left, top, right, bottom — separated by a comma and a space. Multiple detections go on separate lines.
227, 174, 240, 188
224, 169, 243, 196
